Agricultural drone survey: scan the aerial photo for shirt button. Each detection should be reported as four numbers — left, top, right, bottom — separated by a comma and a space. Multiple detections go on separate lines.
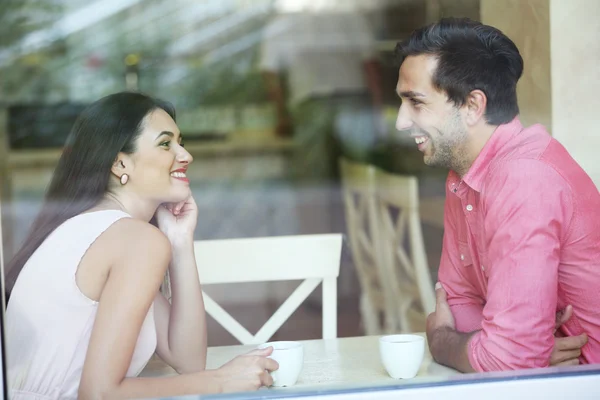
460, 254, 465, 261
481, 265, 485, 271
466, 204, 473, 211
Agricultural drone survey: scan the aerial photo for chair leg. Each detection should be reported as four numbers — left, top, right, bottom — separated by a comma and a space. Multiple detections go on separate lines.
360, 293, 380, 336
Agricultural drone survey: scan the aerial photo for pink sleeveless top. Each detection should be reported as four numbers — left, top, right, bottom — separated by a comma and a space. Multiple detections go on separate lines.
5, 210, 157, 400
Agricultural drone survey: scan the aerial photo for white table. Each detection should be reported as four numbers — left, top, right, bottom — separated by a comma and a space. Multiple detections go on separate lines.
141, 334, 460, 391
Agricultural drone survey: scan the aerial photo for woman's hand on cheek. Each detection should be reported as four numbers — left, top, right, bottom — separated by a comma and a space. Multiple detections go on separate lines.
155, 192, 198, 247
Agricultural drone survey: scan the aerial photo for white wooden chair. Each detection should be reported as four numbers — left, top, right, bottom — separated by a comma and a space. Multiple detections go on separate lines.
339, 157, 392, 335
339, 157, 436, 334
374, 168, 436, 332
194, 234, 343, 344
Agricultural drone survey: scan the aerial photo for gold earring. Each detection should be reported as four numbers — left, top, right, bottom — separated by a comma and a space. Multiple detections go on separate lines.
120, 174, 129, 185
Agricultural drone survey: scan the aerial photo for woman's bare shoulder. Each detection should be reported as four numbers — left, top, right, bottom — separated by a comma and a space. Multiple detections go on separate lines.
99, 217, 172, 267
76, 217, 171, 301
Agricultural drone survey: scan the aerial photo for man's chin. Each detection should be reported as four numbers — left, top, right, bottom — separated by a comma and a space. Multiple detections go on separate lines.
423, 154, 435, 166
423, 156, 447, 170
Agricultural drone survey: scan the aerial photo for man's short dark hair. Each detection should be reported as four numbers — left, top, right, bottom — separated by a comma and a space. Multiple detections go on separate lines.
395, 18, 524, 125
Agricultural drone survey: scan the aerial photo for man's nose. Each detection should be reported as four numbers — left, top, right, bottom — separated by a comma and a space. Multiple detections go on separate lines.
396, 103, 413, 131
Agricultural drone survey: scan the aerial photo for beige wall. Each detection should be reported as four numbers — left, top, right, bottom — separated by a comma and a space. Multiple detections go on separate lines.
550, 0, 600, 188
426, 0, 480, 23
439, 0, 480, 20
481, 0, 599, 188
480, 0, 552, 132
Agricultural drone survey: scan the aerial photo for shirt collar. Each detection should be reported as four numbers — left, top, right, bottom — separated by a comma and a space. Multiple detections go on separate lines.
462, 116, 523, 192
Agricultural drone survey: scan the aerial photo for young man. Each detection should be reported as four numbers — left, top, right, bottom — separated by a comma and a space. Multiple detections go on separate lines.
394, 18, 600, 372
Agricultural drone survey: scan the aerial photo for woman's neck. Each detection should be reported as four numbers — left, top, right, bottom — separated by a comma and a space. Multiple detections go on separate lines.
93, 193, 157, 222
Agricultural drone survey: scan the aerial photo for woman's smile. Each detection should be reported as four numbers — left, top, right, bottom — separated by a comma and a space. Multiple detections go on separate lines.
170, 167, 189, 184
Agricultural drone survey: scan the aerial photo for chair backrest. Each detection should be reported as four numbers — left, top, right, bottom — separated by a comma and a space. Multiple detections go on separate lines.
374, 168, 436, 329
339, 157, 436, 334
339, 158, 392, 335
194, 234, 343, 344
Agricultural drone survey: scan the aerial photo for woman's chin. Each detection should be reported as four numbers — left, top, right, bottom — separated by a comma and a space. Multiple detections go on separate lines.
162, 188, 191, 204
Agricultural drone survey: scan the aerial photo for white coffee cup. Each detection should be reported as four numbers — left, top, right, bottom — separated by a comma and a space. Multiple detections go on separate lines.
379, 334, 425, 379
258, 341, 304, 387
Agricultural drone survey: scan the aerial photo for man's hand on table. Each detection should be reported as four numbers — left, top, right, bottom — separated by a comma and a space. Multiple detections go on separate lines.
551, 305, 588, 366
426, 282, 456, 336
425, 284, 588, 371
425, 283, 476, 373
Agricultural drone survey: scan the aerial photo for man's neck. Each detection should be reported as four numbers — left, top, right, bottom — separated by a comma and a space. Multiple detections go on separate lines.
457, 123, 499, 178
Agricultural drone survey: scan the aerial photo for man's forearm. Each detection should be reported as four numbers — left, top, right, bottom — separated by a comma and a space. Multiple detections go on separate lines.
450, 303, 484, 333
429, 327, 478, 373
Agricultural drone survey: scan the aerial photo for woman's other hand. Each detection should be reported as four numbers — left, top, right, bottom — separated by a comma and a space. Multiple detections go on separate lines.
214, 347, 279, 392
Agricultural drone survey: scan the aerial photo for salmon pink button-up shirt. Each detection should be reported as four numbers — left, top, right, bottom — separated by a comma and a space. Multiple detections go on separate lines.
438, 117, 600, 372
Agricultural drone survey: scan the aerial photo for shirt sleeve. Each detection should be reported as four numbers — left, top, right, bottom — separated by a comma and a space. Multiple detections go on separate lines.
467, 159, 574, 371
438, 174, 485, 333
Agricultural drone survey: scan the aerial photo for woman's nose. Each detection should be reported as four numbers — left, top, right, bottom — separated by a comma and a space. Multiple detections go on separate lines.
177, 145, 193, 164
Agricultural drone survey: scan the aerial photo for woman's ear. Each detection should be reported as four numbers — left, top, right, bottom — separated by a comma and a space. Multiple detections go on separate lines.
465, 89, 488, 126
111, 154, 130, 179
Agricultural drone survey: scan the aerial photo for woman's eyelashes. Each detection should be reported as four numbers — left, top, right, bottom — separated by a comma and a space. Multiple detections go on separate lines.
159, 140, 184, 149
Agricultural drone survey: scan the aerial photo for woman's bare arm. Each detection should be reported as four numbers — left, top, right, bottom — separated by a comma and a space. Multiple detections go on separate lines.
153, 238, 207, 374
78, 221, 214, 399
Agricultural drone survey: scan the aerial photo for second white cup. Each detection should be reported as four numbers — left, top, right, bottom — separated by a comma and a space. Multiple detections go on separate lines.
258, 341, 304, 387
379, 334, 425, 379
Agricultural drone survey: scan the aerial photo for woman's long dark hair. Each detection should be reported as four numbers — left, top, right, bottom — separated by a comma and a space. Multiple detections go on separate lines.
5, 91, 175, 301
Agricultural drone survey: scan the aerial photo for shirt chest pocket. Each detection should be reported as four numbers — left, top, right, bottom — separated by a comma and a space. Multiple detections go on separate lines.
478, 250, 489, 279
458, 241, 473, 267
459, 241, 490, 279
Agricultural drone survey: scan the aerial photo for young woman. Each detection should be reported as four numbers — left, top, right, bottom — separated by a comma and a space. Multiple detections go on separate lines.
4, 92, 277, 399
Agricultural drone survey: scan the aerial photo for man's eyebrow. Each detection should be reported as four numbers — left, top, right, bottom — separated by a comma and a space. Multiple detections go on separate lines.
398, 90, 426, 98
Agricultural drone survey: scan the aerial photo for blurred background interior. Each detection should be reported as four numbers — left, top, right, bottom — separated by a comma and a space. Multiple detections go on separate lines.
1, 0, 598, 346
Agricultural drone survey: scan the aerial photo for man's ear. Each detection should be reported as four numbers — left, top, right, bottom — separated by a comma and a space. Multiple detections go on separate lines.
464, 89, 487, 126
111, 153, 131, 179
